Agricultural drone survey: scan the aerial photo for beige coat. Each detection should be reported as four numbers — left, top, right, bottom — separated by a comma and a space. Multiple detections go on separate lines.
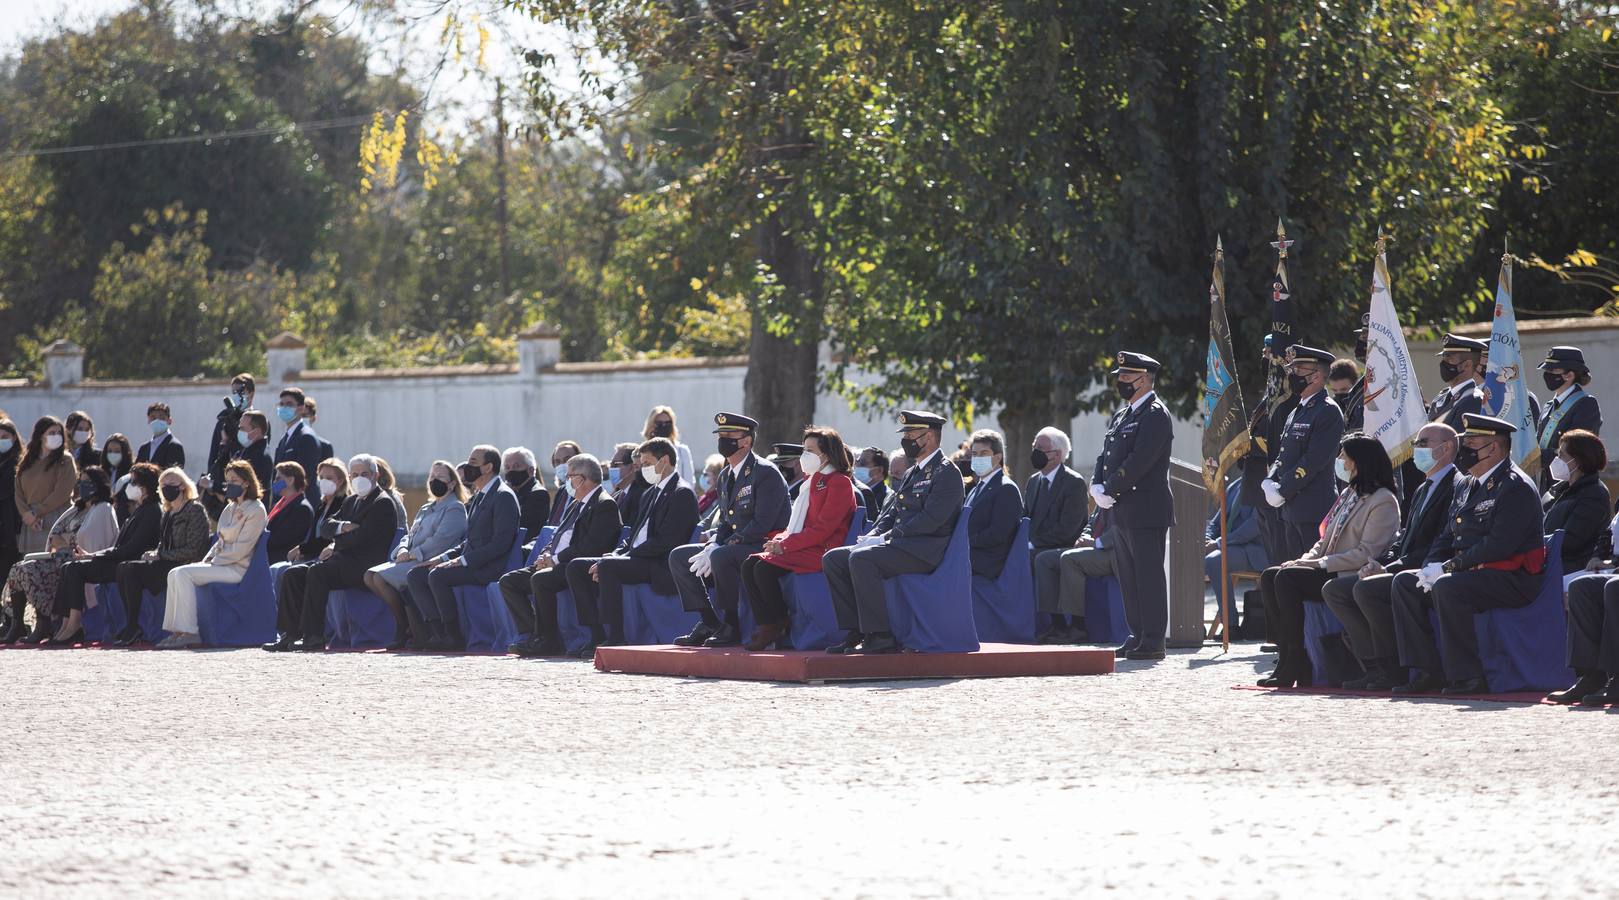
1301, 487, 1400, 573
203, 499, 267, 572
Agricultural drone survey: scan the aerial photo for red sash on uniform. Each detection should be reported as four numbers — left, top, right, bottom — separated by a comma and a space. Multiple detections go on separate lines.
1475, 545, 1546, 575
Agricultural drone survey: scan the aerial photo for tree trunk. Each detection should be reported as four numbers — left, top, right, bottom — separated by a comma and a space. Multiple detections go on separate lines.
746, 200, 821, 446
1000, 397, 1066, 485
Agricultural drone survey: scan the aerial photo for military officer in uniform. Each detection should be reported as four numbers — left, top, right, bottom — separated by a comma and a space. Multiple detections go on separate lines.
1534, 346, 1602, 490
1091, 352, 1175, 660
1388, 414, 1545, 694
1240, 335, 1299, 571
1428, 333, 1488, 429
769, 443, 806, 500
670, 413, 790, 647
823, 410, 965, 654
1260, 345, 1345, 562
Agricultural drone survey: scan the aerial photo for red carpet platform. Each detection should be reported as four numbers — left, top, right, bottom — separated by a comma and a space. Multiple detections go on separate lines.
593, 642, 1115, 683
1233, 684, 1559, 706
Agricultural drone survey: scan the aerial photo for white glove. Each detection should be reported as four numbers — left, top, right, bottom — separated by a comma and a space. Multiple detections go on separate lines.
1261, 479, 1284, 509
1416, 561, 1445, 591
1089, 484, 1115, 509
688, 544, 715, 579
856, 532, 885, 547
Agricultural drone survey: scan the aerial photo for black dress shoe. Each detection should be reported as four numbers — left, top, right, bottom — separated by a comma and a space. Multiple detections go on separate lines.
826, 632, 864, 654
1577, 676, 1619, 707
113, 627, 146, 647
853, 632, 901, 654
1393, 671, 1446, 695
290, 637, 326, 652
1257, 671, 1284, 687
46, 628, 85, 647
1362, 668, 1406, 691
702, 623, 741, 647
1260, 643, 1280, 653
1114, 640, 1140, 659
1549, 673, 1608, 705
261, 634, 296, 652
572, 643, 598, 660
1125, 646, 1166, 661
1442, 676, 1490, 696
673, 622, 716, 647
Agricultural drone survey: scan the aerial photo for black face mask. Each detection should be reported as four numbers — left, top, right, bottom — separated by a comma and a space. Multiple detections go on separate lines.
161, 484, 183, 503
503, 470, 529, 488
1542, 371, 1567, 392
429, 479, 450, 498
1029, 447, 1049, 470
1439, 361, 1461, 383
1286, 373, 1310, 395
77, 481, 95, 498
1354, 337, 1368, 362
223, 483, 245, 500
459, 463, 483, 487
1455, 443, 1482, 471
955, 457, 974, 479
717, 436, 741, 457
1331, 391, 1352, 408
1115, 379, 1136, 401
899, 436, 923, 459
652, 421, 673, 438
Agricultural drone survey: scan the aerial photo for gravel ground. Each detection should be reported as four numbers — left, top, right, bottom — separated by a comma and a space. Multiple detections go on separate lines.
1, 642, 1614, 898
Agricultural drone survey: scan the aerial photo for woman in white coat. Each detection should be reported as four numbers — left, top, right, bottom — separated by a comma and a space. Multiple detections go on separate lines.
158, 460, 268, 648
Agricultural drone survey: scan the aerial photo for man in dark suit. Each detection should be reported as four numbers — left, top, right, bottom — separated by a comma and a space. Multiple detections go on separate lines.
137, 402, 186, 470
407, 444, 521, 651
564, 437, 699, 655
1389, 414, 1546, 694
272, 387, 325, 504
503, 453, 622, 657
1322, 423, 1458, 689
231, 410, 275, 497
823, 410, 966, 654
1034, 507, 1114, 644
502, 446, 552, 540
964, 430, 1023, 579
202, 373, 254, 520
672, 413, 790, 647
546, 440, 585, 526
1534, 346, 1603, 490
265, 454, 399, 652
1026, 425, 1088, 639
854, 446, 890, 520
1328, 358, 1363, 433
1092, 351, 1176, 660
1260, 345, 1345, 562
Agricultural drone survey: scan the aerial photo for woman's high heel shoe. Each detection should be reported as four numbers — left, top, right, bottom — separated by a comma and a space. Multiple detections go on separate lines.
46, 628, 85, 647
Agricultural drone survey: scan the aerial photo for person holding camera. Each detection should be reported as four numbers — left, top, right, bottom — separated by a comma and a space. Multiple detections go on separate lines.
201, 374, 255, 520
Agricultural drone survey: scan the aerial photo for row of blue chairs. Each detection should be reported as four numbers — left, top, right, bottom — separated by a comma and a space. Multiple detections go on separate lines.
1301, 530, 1572, 692
77, 505, 1136, 653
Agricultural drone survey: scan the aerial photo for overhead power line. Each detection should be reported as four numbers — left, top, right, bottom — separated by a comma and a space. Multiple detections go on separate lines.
0, 113, 380, 160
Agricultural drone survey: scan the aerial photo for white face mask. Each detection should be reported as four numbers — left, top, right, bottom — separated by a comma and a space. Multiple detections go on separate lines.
106, 451, 124, 466
800, 450, 823, 473
640, 465, 659, 484
45, 434, 64, 451
317, 478, 338, 497
125, 484, 143, 501
1550, 456, 1572, 483
73, 430, 91, 445
351, 476, 375, 496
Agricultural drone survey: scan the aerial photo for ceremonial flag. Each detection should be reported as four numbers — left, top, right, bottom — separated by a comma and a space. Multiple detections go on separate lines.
1201, 236, 1249, 495
1481, 251, 1540, 472
1360, 231, 1427, 465
1268, 220, 1297, 351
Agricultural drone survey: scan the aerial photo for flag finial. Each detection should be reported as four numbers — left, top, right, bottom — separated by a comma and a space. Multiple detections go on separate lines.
1270, 219, 1294, 259
1375, 226, 1390, 256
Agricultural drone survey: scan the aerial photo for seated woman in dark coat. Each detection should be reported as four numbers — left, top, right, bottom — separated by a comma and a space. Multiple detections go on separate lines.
1542, 429, 1611, 576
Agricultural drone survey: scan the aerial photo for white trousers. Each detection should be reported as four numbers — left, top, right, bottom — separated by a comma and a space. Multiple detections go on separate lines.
163, 563, 244, 634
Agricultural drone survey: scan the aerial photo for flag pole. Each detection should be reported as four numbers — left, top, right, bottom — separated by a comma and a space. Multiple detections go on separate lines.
1219, 479, 1230, 653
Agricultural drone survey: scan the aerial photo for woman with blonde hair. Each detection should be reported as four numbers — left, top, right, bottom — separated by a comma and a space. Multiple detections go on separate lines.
642, 405, 695, 484
363, 459, 469, 648
156, 460, 268, 648
112, 467, 211, 645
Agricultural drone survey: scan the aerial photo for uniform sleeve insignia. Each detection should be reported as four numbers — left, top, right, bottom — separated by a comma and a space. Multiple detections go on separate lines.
1295, 467, 1307, 479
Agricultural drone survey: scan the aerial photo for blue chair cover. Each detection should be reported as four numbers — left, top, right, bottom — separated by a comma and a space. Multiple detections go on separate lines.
138, 587, 170, 643
611, 525, 708, 645
1476, 530, 1571, 692
970, 518, 1034, 643
883, 511, 979, 653
1302, 600, 1347, 685
84, 583, 129, 642
195, 534, 277, 646
555, 589, 593, 653
736, 507, 866, 650
453, 534, 526, 651
1082, 575, 1131, 644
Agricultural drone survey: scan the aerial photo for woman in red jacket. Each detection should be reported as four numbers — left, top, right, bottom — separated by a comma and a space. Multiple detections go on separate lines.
740, 425, 859, 651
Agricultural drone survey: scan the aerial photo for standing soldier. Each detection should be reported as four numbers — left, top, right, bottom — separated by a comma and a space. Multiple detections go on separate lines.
1090, 352, 1175, 661
1428, 333, 1488, 429
1260, 345, 1345, 562
1534, 346, 1603, 490
1240, 336, 1298, 569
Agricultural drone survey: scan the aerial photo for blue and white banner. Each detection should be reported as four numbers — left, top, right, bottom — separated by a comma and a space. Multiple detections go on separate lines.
1481, 255, 1540, 471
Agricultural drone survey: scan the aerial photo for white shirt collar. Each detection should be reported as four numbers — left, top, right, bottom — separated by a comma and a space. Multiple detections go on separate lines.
656, 470, 676, 491
1042, 465, 1060, 484
1425, 462, 1456, 485
1129, 390, 1156, 413
1473, 458, 1508, 484
480, 477, 501, 496
914, 448, 944, 472
1553, 383, 1578, 403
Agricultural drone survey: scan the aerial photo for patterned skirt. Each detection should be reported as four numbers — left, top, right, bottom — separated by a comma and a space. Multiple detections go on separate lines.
4, 552, 68, 618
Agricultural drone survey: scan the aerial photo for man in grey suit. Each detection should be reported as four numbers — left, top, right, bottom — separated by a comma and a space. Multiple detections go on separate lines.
823, 410, 966, 654
1092, 352, 1176, 660
407, 444, 521, 651
671, 412, 790, 647
1025, 425, 1089, 640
